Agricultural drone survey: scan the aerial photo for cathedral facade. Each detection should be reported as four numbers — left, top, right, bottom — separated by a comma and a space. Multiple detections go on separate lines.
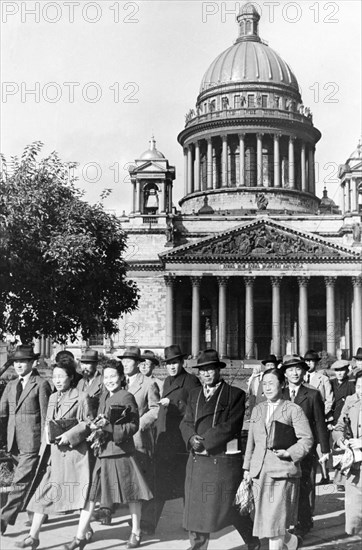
110, 4, 362, 361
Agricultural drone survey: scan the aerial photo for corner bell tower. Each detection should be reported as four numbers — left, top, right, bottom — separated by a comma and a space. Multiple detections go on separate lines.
128, 137, 176, 217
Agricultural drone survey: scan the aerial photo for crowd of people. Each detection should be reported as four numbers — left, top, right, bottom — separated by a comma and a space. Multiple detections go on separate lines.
0, 343, 361, 550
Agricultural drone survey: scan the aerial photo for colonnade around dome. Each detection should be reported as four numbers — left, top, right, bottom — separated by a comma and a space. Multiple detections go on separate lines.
181, 132, 316, 198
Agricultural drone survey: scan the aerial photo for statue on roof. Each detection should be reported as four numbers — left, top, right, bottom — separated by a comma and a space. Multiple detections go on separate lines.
353, 223, 361, 243
165, 219, 181, 247
256, 193, 268, 210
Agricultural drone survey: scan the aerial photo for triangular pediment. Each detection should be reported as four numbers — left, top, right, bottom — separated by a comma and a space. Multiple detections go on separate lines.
133, 160, 167, 173
160, 218, 361, 263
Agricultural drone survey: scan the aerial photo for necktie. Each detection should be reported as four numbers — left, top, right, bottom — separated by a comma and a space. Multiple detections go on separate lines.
290, 389, 296, 402
305, 374, 310, 383
203, 385, 211, 400
55, 392, 62, 413
16, 378, 24, 404
125, 376, 130, 389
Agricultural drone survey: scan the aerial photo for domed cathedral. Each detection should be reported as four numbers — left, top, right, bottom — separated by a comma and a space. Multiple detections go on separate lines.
179, 2, 319, 215
121, 3, 362, 362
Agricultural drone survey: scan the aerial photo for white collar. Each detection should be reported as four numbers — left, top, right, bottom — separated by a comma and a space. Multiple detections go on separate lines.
289, 384, 301, 396
19, 371, 32, 386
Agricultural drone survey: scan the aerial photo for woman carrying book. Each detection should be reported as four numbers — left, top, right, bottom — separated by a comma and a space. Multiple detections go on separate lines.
61, 359, 152, 550
15, 360, 92, 550
333, 369, 362, 536
243, 368, 313, 550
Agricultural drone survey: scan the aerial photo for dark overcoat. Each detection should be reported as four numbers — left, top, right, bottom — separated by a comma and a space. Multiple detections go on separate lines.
180, 381, 246, 532
154, 368, 200, 500
96, 388, 139, 457
330, 378, 355, 423
282, 384, 330, 529
282, 384, 329, 454
88, 389, 153, 506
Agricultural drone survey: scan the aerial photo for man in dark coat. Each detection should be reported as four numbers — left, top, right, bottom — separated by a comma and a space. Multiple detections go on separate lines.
0, 345, 51, 535
329, 360, 355, 425
141, 344, 200, 534
180, 349, 260, 550
281, 354, 330, 539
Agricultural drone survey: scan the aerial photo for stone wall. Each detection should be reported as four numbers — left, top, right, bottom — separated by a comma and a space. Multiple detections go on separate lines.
117, 274, 166, 352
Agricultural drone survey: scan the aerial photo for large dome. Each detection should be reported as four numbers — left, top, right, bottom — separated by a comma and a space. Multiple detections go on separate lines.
200, 40, 299, 93
178, 2, 321, 218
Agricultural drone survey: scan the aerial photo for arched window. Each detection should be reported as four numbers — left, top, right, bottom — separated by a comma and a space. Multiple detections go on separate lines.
143, 183, 159, 214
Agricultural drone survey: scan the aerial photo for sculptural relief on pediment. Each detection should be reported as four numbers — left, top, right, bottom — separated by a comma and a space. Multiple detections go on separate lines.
191, 225, 341, 258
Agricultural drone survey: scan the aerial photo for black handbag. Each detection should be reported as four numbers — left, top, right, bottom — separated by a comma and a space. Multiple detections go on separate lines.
48, 418, 78, 443
267, 420, 298, 450
109, 404, 131, 425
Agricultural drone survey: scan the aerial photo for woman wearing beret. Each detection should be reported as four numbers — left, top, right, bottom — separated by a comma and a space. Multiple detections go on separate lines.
61, 360, 152, 550
243, 367, 313, 550
333, 369, 362, 536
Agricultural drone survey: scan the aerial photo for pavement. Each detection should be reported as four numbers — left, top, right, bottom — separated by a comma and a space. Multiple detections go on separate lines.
1, 474, 361, 550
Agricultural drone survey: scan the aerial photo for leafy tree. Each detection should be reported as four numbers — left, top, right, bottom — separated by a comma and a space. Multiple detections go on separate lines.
0, 141, 139, 344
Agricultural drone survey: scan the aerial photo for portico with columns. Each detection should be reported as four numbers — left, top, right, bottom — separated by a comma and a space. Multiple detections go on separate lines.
160, 218, 362, 359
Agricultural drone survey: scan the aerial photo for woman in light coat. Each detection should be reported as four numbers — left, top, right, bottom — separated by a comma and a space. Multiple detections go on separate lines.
243, 368, 313, 550
333, 369, 362, 536
15, 361, 91, 550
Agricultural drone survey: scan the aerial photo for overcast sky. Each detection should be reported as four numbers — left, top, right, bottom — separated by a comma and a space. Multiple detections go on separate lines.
1, 0, 361, 215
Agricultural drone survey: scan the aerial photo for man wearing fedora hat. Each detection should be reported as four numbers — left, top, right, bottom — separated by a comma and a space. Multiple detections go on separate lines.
303, 350, 333, 417
0, 345, 52, 535
141, 344, 200, 535
281, 355, 330, 539
77, 349, 103, 399
180, 349, 260, 550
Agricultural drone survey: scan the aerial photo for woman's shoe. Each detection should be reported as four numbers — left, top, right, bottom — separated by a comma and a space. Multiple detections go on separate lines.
283, 534, 303, 550
61, 537, 87, 550
15, 536, 40, 550
100, 508, 112, 525
85, 527, 94, 542
126, 532, 142, 549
